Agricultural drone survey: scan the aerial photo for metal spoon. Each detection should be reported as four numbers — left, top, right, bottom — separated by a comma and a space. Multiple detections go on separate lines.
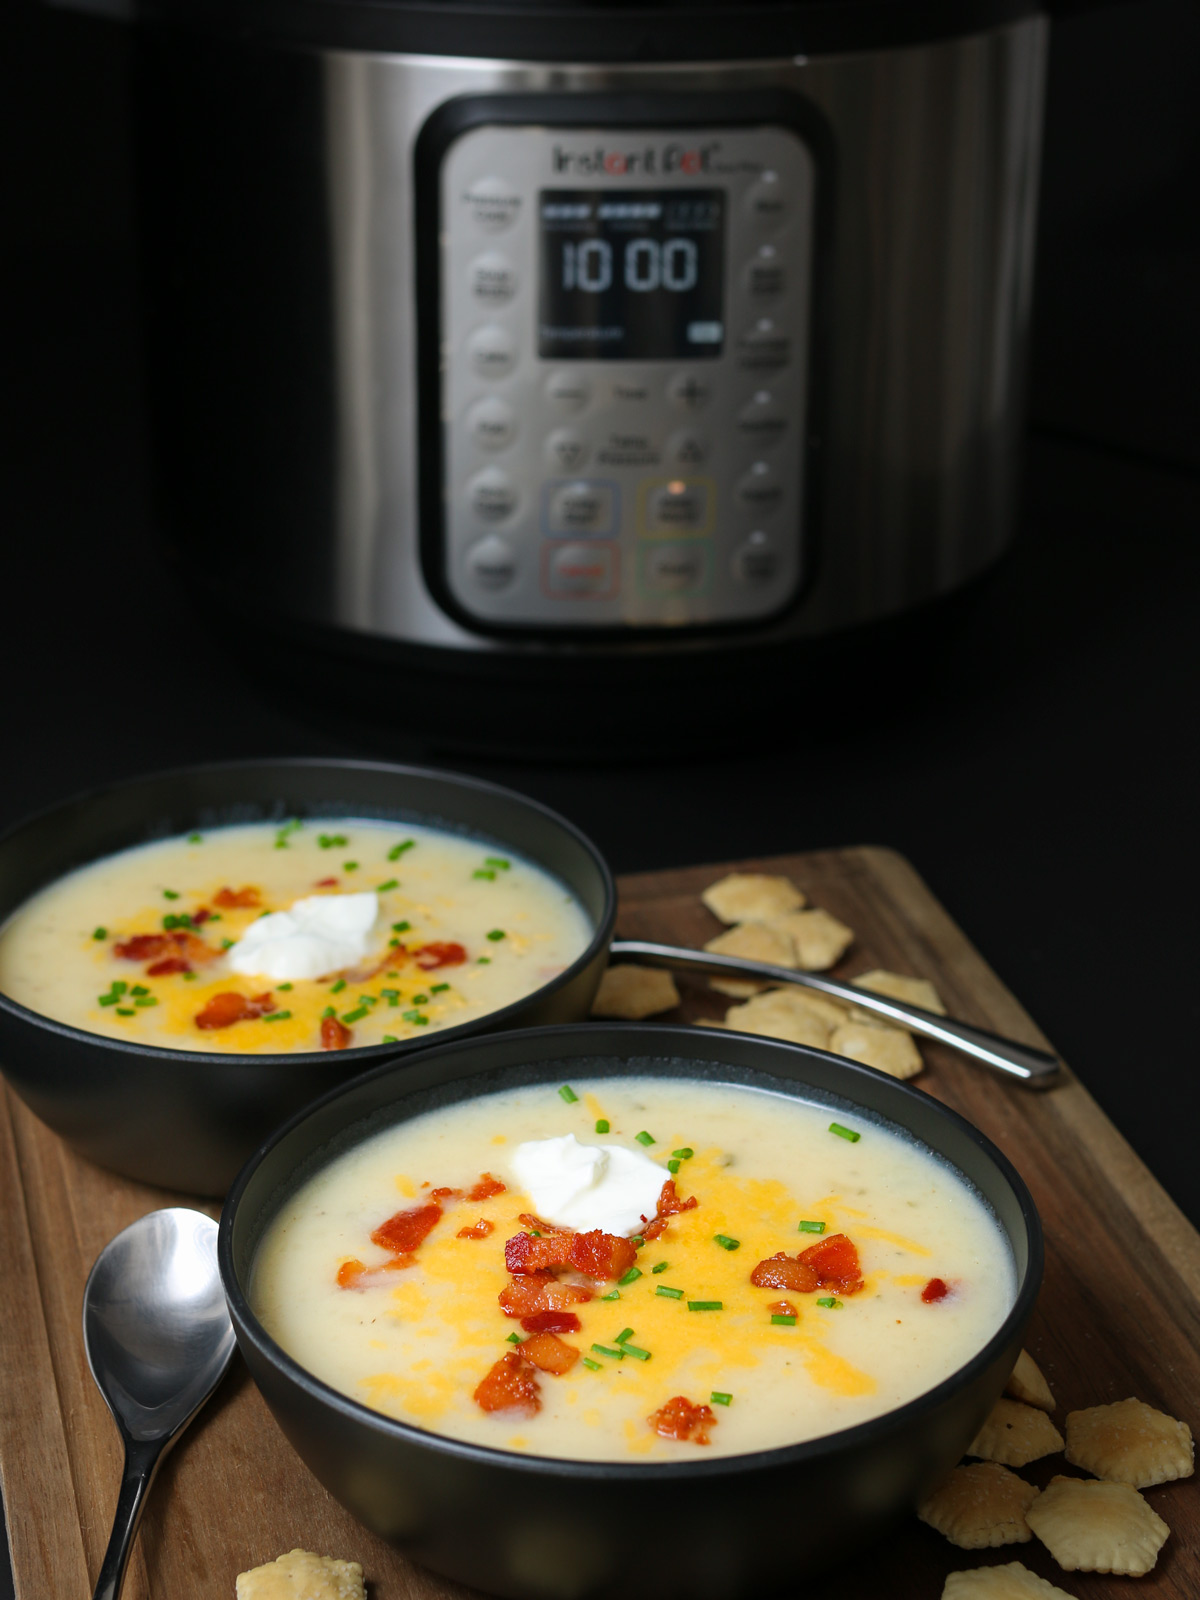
607, 938, 1062, 1086
82, 1207, 236, 1600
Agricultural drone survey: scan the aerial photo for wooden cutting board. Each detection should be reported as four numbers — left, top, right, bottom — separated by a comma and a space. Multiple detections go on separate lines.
2, 847, 1197, 1600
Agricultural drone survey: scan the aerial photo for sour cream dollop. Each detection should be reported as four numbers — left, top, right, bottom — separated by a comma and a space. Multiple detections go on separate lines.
227, 892, 378, 982
511, 1133, 667, 1237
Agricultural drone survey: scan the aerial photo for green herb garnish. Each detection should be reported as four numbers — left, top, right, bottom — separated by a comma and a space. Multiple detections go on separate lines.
667, 1159, 681, 1174
402, 1011, 429, 1025
392, 921, 411, 934
473, 869, 496, 881
430, 982, 450, 993
343, 861, 359, 872
622, 1344, 652, 1361
342, 1007, 369, 1024
91, 926, 107, 940
711, 1391, 732, 1405
187, 832, 202, 844
614, 1328, 635, 1345
600, 1290, 620, 1302
162, 889, 180, 901
582, 1357, 602, 1371
617, 1266, 642, 1286
318, 833, 348, 849
484, 857, 510, 869
635, 1130, 655, 1146
388, 840, 415, 860
652, 1261, 669, 1274
506, 1332, 522, 1345
376, 878, 399, 892
558, 1085, 579, 1104
274, 818, 301, 849
263, 1010, 292, 1022
277, 982, 293, 991
595, 1118, 610, 1134
656, 1286, 684, 1300
829, 1122, 860, 1143
115, 1007, 135, 1017
330, 979, 346, 994
672, 1148, 694, 1159
688, 1300, 723, 1312
382, 1034, 398, 1043
816, 1296, 843, 1309
486, 929, 506, 941
713, 1235, 740, 1252
771, 1313, 796, 1326
798, 1220, 826, 1234
591, 1344, 624, 1360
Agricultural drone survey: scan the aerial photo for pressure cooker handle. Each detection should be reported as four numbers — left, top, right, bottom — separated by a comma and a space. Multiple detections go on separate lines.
607, 938, 1062, 1089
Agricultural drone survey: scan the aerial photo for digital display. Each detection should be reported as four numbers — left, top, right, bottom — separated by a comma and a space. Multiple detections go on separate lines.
538, 188, 725, 361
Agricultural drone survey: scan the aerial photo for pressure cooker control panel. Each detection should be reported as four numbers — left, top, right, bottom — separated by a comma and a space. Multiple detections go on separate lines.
426, 112, 819, 633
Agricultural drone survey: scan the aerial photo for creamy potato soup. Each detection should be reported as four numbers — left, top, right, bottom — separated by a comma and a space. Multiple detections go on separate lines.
0, 820, 591, 1053
251, 1077, 1016, 1461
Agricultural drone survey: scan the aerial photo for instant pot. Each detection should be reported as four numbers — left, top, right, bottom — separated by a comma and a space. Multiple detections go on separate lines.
124, 1, 1053, 751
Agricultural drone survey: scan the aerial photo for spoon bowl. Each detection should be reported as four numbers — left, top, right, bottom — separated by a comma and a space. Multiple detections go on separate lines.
83, 1208, 236, 1600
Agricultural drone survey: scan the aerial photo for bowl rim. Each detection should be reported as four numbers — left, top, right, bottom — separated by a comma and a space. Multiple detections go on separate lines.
0, 755, 617, 1067
220, 1019, 1043, 1482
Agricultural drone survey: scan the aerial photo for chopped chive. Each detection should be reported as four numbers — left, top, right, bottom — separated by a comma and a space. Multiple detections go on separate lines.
263, 1011, 292, 1022
376, 878, 399, 892
322, 1005, 336, 1018
112, 981, 128, 996
385, 995, 399, 1007
652, 1261, 669, 1274
667, 1159, 681, 1174
486, 929, 506, 941
711, 1391, 733, 1406
656, 1286, 684, 1300
162, 889, 180, 901
380, 988, 400, 1000
528, 1231, 542, 1239
635, 1131, 655, 1146
713, 1235, 740, 1252
277, 982, 293, 991
591, 1344, 624, 1360
130, 985, 149, 997
402, 1011, 429, 1025
771, 1313, 797, 1326
617, 1266, 642, 1286
388, 938, 401, 948
330, 979, 346, 994
614, 1327, 635, 1345
134, 996, 158, 1008
630, 1236, 645, 1249
622, 1344, 651, 1361
207, 912, 222, 921
829, 1122, 860, 1143
221, 937, 234, 949
187, 831, 202, 844
558, 1085, 579, 1104
91, 926, 107, 940
115, 1007, 135, 1017
816, 1296, 844, 1309
182, 971, 196, 980
594, 1118, 610, 1134
484, 856, 511, 869
473, 869, 496, 881
274, 818, 301, 849
798, 1220, 826, 1234
392, 921, 411, 933
98, 995, 119, 1007
317, 833, 348, 849
582, 1357, 602, 1371
430, 982, 450, 993
671, 1147, 694, 1160
410, 994, 428, 1005
688, 1301, 723, 1312
477, 956, 491, 964
506, 1332, 521, 1345
342, 1006, 369, 1024
382, 1034, 398, 1044
387, 839, 415, 860
343, 861, 359, 872
601, 1289, 620, 1301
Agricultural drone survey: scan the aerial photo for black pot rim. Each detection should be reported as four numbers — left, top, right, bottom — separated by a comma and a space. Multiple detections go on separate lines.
220, 1019, 1043, 1482
0, 755, 617, 1068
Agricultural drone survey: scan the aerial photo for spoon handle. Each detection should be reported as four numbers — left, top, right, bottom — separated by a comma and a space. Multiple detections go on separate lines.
92, 1437, 165, 1600
607, 938, 1062, 1087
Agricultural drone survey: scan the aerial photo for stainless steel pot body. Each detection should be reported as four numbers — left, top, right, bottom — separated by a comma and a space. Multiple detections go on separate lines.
136, 20, 1045, 654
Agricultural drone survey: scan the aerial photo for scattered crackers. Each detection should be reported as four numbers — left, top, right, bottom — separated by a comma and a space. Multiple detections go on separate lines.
1064, 1396, 1193, 1487
236, 1549, 365, 1600
703, 920, 797, 970
721, 990, 833, 1049
918, 1461, 1039, 1548
828, 1019, 923, 1079
852, 968, 946, 1014
1025, 1476, 1170, 1575
942, 1563, 1076, 1599
590, 964, 680, 1020
701, 872, 805, 924
967, 1399, 1065, 1468
1004, 1349, 1055, 1413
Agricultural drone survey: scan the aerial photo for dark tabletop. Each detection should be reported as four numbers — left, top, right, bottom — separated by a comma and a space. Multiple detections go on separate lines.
2, 0, 1197, 1593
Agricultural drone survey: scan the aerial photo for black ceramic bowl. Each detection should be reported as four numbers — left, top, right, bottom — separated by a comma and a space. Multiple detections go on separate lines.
0, 760, 614, 1194
220, 1022, 1042, 1600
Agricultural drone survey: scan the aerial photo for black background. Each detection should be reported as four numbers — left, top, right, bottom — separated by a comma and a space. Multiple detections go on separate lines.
1, 1, 1198, 1590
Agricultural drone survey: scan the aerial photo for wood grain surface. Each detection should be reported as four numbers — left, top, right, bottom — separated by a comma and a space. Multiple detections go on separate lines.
1, 847, 1196, 1599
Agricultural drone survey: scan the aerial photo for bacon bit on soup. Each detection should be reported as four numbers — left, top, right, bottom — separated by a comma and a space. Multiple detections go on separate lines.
115, 930, 219, 968
641, 1178, 700, 1242
457, 1219, 494, 1239
213, 885, 262, 908
334, 1256, 413, 1290
519, 1331, 580, 1376
194, 990, 276, 1030
314, 877, 339, 888
371, 1202, 443, 1256
921, 1277, 951, 1303
431, 1173, 507, 1202
412, 941, 468, 971
519, 1310, 582, 1335
648, 1396, 716, 1446
320, 1016, 352, 1051
498, 1272, 594, 1319
474, 1352, 541, 1416
768, 1300, 798, 1317
336, 1258, 366, 1288
750, 1254, 819, 1294
147, 957, 191, 976
505, 1227, 636, 1281
750, 1233, 864, 1297
191, 908, 211, 924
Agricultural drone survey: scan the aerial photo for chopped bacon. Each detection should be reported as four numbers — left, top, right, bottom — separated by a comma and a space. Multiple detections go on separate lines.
335, 1256, 414, 1290
371, 1202, 442, 1256
457, 1219, 494, 1239
213, 885, 261, 908
113, 933, 173, 961
505, 1226, 636, 1281
800, 1233, 864, 1295
641, 1179, 699, 1241
469, 1173, 506, 1201
412, 941, 467, 971
505, 1232, 569, 1274
519, 1331, 580, 1376
519, 1310, 582, 1335
750, 1253, 819, 1294
768, 1300, 798, 1317
194, 990, 276, 1030
320, 1016, 352, 1051
473, 1352, 540, 1416
116, 929, 220, 969
314, 877, 339, 888
147, 957, 191, 976
921, 1277, 950, 1303
498, 1273, 593, 1319
648, 1396, 716, 1446
336, 1258, 366, 1289
192, 908, 211, 924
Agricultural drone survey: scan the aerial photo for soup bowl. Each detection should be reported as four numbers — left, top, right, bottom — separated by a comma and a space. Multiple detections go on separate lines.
0, 759, 615, 1194
219, 1022, 1042, 1600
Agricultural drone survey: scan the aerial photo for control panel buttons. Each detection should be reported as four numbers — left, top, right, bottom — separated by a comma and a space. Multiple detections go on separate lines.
735, 461, 784, 514
742, 244, 786, 299
466, 535, 518, 590
545, 428, 590, 472
596, 431, 660, 469
466, 466, 518, 523
644, 478, 711, 534
738, 318, 791, 370
468, 324, 517, 380
745, 169, 787, 228
643, 543, 707, 593
545, 542, 618, 598
466, 396, 517, 451
468, 252, 518, 306
461, 175, 522, 233
666, 372, 712, 412
547, 480, 617, 536
737, 389, 788, 445
608, 374, 653, 405
545, 370, 592, 412
666, 430, 709, 467
731, 533, 781, 584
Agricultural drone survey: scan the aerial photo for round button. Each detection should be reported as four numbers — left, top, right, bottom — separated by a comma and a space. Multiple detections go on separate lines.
545, 370, 592, 413
645, 544, 705, 592
666, 372, 712, 412
608, 373, 653, 406
647, 480, 709, 532
468, 252, 518, 306
732, 532, 780, 584
737, 390, 788, 445
743, 244, 786, 299
745, 169, 788, 228
548, 481, 613, 534
466, 396, 516, 451
738, 317, 791, 370
461, 175, 522, 233
665, 430, 709, 468
466, 466, 518, 523
468, 324, 517, 380
545, 428, 590, 473
547, 542, 616, 596
466, 535, 517, 591
735, 461, 783, 514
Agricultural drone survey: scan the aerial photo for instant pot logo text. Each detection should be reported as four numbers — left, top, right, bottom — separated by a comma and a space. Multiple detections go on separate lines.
551, 142, 721, 177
